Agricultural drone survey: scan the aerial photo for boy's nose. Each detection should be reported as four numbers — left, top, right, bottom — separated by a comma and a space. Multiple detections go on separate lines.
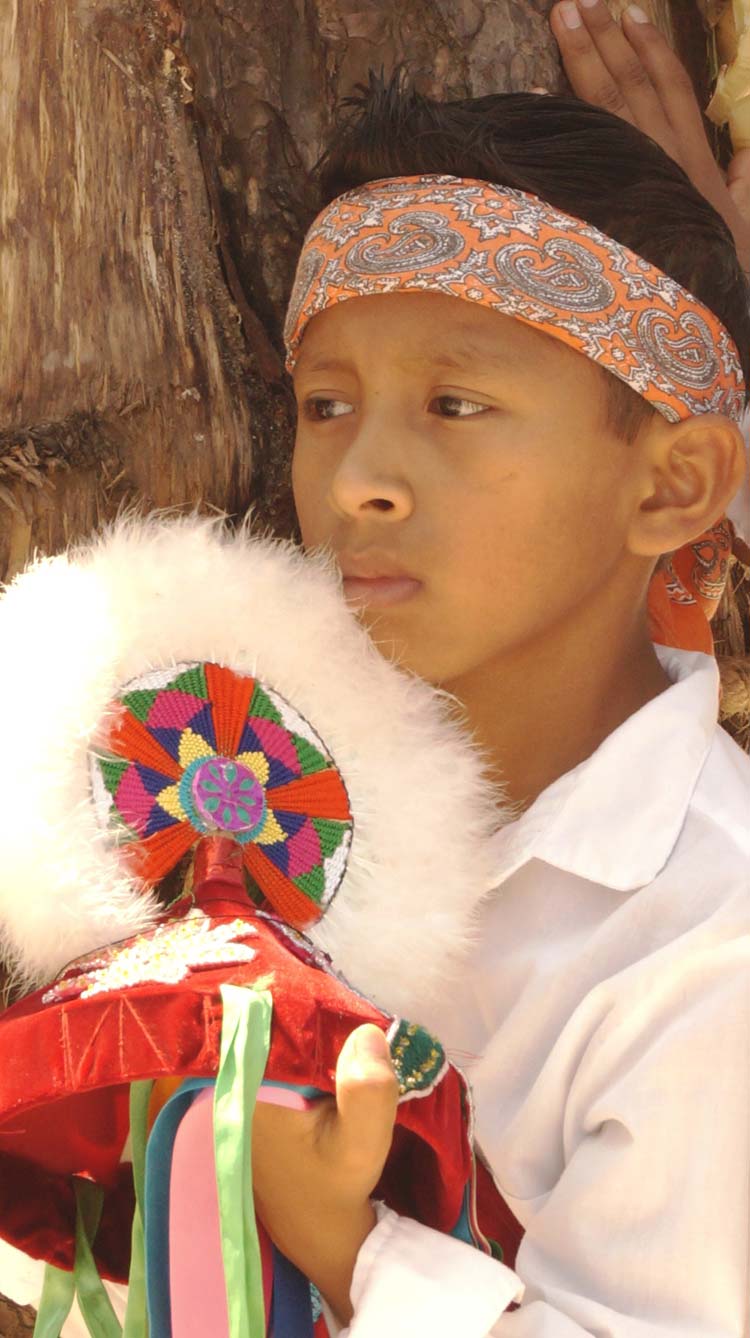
328, 425, 414, 522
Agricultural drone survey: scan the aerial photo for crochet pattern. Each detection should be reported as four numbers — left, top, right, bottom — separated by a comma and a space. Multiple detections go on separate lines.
92, 661, 353, 929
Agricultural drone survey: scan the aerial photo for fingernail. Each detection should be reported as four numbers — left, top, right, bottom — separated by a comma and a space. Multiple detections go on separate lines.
355, 1026, 391, 1063
579, 0, 598, 8
626, 4, 650, 21
559, 1, 582, 25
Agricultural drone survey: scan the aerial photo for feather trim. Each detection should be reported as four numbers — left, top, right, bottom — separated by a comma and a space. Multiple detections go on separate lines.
0, 516, 509, 1020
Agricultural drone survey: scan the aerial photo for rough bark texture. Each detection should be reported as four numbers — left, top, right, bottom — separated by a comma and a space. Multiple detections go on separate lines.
0, 1294, 36, 1337
0, 0, 290, 583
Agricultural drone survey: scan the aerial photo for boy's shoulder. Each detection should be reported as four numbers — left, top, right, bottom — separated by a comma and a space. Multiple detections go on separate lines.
598, 724, 748, 1014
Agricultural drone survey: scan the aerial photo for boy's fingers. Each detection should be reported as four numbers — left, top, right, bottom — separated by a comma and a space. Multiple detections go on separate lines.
332, 1025, 398, 1179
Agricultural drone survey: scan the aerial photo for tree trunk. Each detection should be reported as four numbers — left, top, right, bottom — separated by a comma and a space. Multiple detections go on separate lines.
0, 1295, 35, 1338
0, 0, 746, 1313
0, 0, 711, 581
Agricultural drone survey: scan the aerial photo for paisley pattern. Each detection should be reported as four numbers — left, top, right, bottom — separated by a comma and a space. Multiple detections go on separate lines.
493, 238, 615, 313
284, 174, 745, 425
635, 309, 719, 391
660, 519, 732, 609
283, 246, 327, 348
347, 210, 465, 274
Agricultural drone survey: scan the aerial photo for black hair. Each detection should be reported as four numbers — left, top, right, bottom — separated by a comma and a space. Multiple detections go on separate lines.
314, 71, 750, 440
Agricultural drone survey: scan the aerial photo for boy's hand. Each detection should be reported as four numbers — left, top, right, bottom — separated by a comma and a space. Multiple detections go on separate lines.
548, 0, 750, 272
251, 1023, 398, 1324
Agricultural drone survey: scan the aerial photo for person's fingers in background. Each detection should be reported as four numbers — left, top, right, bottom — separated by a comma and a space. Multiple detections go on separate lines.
549, 0, 750, 271
550, 1, 678, 154
727, 145, 750, 229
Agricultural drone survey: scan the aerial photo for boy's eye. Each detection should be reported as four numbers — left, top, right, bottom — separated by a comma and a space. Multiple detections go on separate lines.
303, 397, 354, 420
302, 393, 491, 420
430, 396, 490, 419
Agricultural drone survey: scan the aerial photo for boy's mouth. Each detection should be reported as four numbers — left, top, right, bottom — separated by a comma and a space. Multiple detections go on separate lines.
337, 552, 423, 607
342, 575, 422, 607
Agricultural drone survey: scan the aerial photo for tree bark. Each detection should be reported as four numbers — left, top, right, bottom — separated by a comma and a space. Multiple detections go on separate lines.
0, 0, 291, 584
0, 1294, 35, 1337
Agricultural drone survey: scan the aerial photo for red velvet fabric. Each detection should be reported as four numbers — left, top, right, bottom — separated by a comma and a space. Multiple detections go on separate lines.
0, 911, 521, 1278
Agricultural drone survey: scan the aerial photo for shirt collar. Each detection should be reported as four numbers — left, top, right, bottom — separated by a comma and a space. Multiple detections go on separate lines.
488, 646, 720, 892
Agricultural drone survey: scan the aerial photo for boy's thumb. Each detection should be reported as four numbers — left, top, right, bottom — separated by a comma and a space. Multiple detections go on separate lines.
354, 1023, 393, 1065
335, 1025, 398, 1167
338, 1023, 396, 1087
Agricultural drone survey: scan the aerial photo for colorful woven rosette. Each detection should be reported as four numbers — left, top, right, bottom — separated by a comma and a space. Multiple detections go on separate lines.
94, 660, 353, 929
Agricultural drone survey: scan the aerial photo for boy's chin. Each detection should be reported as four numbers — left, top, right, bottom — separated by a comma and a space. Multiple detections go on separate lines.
364, 629, 457, 686
350, 604, 470, 685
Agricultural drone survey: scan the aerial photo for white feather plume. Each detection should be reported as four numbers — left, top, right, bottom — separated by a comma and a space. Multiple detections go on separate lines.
0, 516, 508, 1021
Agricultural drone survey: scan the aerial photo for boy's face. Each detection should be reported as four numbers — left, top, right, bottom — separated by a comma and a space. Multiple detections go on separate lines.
292, 292, 650, 687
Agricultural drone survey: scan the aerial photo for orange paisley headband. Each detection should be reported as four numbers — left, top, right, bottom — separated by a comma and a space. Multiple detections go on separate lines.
284, 175, 746, 653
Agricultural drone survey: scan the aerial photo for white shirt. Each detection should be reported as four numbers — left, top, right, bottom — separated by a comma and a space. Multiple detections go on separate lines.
2, 647, 749, 1336
343, 645, 750, 1336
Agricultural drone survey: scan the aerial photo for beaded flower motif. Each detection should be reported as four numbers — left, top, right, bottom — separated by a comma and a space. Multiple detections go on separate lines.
91, 662, 353, 929
42, 912, 258, 1004
388, 1019, 447, 1100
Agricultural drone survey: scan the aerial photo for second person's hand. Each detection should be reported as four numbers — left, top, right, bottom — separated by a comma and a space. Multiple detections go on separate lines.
548, 0, 750, 272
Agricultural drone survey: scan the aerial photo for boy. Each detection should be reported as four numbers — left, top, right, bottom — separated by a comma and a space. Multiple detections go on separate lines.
2, 7, 747, 1335
250, 20, 750, 1338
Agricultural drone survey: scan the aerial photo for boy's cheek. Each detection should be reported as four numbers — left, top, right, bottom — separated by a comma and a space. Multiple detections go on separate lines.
292, 471, 329, 549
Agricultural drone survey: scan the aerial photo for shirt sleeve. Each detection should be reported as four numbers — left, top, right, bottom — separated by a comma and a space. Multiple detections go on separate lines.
492, 935, 750, 1336
341, 936, 750, 1336
334, 1203, 522, 1337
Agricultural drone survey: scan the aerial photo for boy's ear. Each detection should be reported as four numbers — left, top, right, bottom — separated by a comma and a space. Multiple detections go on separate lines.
629, 413, 747, 558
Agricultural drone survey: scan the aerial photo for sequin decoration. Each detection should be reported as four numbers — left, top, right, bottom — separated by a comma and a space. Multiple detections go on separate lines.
91, 662, 353, 929
388, 1019, 447, 1099
41, 912, 258, 1004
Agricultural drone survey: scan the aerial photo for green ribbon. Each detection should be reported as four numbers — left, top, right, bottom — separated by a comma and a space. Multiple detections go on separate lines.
214, 984, 273, 1338
34, 986, 271, 1338
33, 1179, 122, 1338
122, 1080, 153, 1338
33, 1260, 76, 1338
72, 1179, 122, 1338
